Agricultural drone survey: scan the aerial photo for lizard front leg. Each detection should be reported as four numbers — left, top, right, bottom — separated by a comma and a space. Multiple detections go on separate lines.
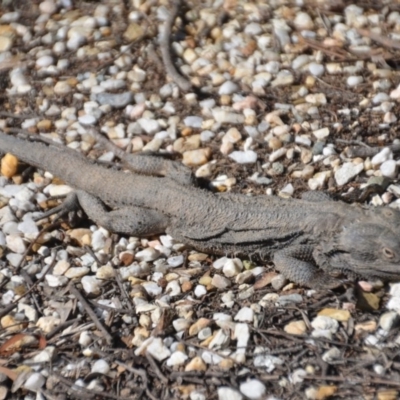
273, 245, 342, 289
38, 190, 169, 236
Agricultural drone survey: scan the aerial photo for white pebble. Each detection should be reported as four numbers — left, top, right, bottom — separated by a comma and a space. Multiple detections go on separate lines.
229, 150, 257, 164
334, 162, 364, 186
166, 351, 188, 366
223, 258, 243, 277
78, 114, 97, 125
36, 55, 54, 68
308, 63, 324, 77
218, 387, 243, 400
81, 276, 101, 295
184, 116, 203, 128
135, 247, 160, 262
91, 359, 110, 374
146, 338, 171, 361
347, 76, 363, 87
194, 285, 207, 297
45, 274, 69, 287
218, 81, 238, 95
23, 373, 45, 391
234, 307, 254, 322
240, 379, 266, 400
371, 147, 392, 166
311, 316, 339, 333
380, 160, 398, 179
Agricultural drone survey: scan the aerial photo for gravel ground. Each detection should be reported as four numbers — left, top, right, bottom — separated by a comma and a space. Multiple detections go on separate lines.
0, 0, 400, 399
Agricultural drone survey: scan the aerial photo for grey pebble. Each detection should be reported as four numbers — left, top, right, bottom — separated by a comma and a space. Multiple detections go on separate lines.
95, 92, 133, 108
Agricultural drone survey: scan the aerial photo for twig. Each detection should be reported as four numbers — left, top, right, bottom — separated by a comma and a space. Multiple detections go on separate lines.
146, 353, 168, 384
159, 0, 192, 91
53, 373, 138, 399
357, 28, 400, 50
345, 143, 400, 158
68, 283, 114, 345
0, 251, 56, 319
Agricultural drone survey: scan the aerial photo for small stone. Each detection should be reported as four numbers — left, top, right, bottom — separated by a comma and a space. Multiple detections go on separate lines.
36, 316, 60, 333
194, 285, 207, 297
347, 76, 363, 86
45, 274, 68, 287
96, 92, 133, 108
212, 108, 245, 124
219, 81, 238, 95
284, 320, 307, 335
380, 160, 398, 179
234, 307, 253, 322
91, 359, 110, 374
135, 248, 160, 262
315, 385, 337, 399
166, 351, 188, 366
268, 137, 282, 150
81, 276, 101, 295
317, 308, 351, 322
185, 356, 207, 372
6, 234, 26, 253
123, 22, 144, 41
40, 0, 58, 14
223, 258, 243, 277
294, 11, 314, 30
379, 311, 399, 331
240, 379, 266, 400
1, 154, 18, 178
334, 162, 364, 186
211, 274, 231, 289
23, 373, 45, 392
229, 150, 257, 164
308, 63, 325, 77
146, 338, 171, 361
183, 116, 203, 128
377, 389, 398, 400
311, 316, 339, 333
54, 81, 72, 96
322, 347, 341, 363
305, 93, 327, 105
354, 320, 377, 333
271, 274, 287, 290
182, 148, 211, 166
64, 266, 89, 279
189, 318, 211, 336
218, 387, 243, 400
278, 294, 303, 306
0, 36, 13, 52
96, 264, 115, 280
312, 127, 330, 140
371, 148, 392, 166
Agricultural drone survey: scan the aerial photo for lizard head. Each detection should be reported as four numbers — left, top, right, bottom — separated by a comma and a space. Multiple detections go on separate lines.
317, 206, 400, 281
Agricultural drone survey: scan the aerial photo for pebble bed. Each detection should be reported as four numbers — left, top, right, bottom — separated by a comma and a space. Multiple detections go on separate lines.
0, 0, 399, 399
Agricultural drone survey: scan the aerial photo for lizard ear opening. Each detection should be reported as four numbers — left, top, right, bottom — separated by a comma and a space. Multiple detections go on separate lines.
382, 247, 395, 259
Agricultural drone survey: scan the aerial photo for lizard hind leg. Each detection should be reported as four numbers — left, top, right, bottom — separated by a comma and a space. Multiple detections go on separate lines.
75, 190, 169, 236
273, 245, 342, 289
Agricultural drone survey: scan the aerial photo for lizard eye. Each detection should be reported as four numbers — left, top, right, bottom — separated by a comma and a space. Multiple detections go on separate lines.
382, 247, 395, 259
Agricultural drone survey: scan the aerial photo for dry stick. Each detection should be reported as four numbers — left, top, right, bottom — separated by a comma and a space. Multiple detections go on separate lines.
146, 353, 168, 384
357, 28, 400, 50
68, 283, 114, 345
159, 0, 192, 92
53, 373, 137, 400
0, 251, 57, 319
346, 143, 400, 158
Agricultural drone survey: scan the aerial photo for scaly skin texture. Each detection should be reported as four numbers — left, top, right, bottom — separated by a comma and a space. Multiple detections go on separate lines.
1, 133, 400, 289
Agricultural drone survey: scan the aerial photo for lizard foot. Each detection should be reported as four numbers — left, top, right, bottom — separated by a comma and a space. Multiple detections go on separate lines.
273, 245, 343, 290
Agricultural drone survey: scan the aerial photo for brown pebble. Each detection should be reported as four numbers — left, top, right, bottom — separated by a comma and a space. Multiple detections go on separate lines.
268, 137, 282, 150
1, 153, 18, 178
